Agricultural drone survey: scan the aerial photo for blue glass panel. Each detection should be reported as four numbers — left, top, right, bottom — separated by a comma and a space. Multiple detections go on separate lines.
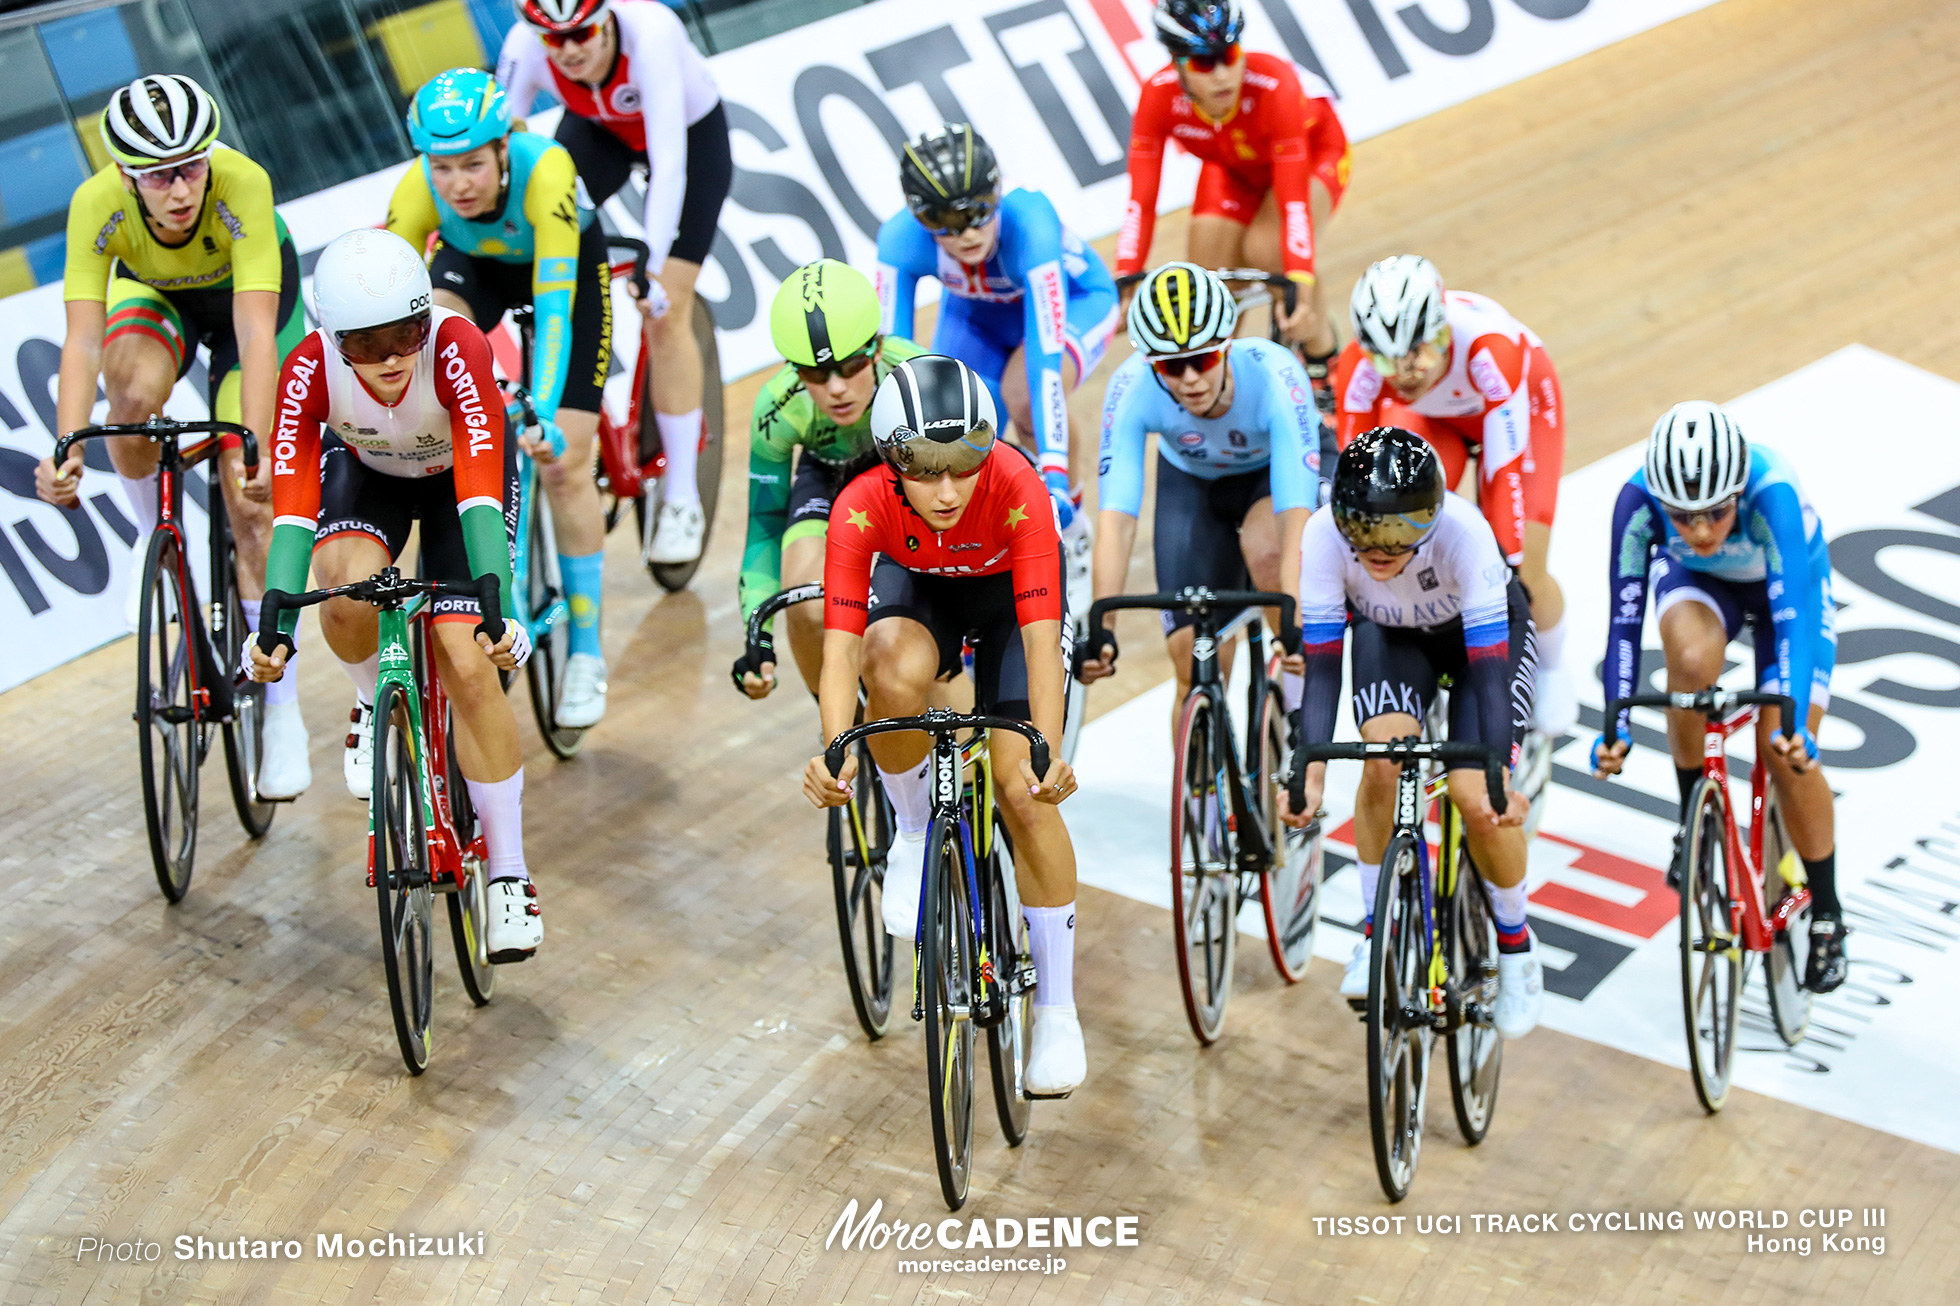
25, 231, 66, 285
39, 11, 143, 100
0, 122, 91, 224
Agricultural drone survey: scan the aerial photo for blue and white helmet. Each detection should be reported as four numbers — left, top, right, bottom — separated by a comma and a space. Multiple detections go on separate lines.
1154, 0, 1244, 58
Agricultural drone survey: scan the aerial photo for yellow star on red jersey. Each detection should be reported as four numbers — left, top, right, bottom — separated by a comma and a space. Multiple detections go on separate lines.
846, 508, 872, 533
1004, 504, 1028, 528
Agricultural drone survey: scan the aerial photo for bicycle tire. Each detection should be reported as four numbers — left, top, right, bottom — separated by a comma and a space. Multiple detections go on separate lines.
1368, 831, 1429, 1202
921, 815, 976, 1209
644, 298, 725, 592
1060, 624, 1085, 766
828, 739, 893, 1039
984, 811, 1032, 1146
1445, 820, 1503, 1144
443, 719, 497, 1008
373, 683, 436, 1075
1256, 683, 1321, 982
213, 498, 275, 838
1680, 778, 1739, 1113
521, 489, 586, 759
1169, 687, 1236, 1044
1760, 785, 1812, 1048
135, 529, 199, 902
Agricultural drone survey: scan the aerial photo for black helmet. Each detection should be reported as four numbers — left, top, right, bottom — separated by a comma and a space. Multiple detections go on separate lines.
1332, 427, 1445, 554
899, 124, 1001, 233
1154, 0, 1245, 59
869, 355, 998, 478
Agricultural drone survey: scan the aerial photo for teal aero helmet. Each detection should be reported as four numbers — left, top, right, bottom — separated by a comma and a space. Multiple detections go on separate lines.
407, 68, 510, 156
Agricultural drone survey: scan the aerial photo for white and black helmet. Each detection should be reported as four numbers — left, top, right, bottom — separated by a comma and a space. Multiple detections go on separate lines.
1349, 255, 1447, 361
1645, 401, 1749, 512
1127, 262, 1236, 357
870, 355, 998, 478
101, 75, 221, 169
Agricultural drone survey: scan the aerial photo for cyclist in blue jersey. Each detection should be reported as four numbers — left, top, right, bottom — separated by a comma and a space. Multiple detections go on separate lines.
1076, 264, 1328, 716
1590, 402, 1847, 993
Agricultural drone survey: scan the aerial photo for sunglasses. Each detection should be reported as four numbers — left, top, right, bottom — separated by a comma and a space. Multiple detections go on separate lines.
1151, 346, 1227, 379
126, 152, 211, 192
538, 21, 603, 47
794, 343, 877, 388
1178, 43, 1241, 74
912, 198, 999, 237
336, 312, 432, 365
1665, 498, 1738, 529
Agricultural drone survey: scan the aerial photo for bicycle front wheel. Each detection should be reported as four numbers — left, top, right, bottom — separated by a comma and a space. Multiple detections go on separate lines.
135, 529, 199, 902
983, 812, 1032, 1145
828, 740, 893, 1039
373, 683, 436, 1075
1256, 683, 1321, 982
443, 719, 497, 1008
1368, 831, 1431, 1202
644, 298, 725, 593
1445, 839, 1503, 1144
1760, 784, 1812, 1047
1169, 688, 1236, 1044
213, 498, 275, 838
1680, 778, 1740, 1113
522, 490, 585, 759
921, 816, 976, 1210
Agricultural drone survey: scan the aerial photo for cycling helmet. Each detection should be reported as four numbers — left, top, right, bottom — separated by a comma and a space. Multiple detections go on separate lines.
1332, 427, 1446, 554
1127, 262, 1237, 357
769, 260, 881, 368
520, 0, 609, 31
1645, 401, 1749, 512
898, 124, 1001, 227
407, 69, 511, 156
1350, 255, 1448, 361
101, 75, 221, 169
869, 355, 998, 478
311, 229, 433, 336
1154, 0, 1245, 58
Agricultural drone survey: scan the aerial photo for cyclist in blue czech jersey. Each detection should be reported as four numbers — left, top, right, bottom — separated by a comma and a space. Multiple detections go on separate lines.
1590, 402, 1847, 993
1076, 264, 1327, 718
387, 68, 616, 736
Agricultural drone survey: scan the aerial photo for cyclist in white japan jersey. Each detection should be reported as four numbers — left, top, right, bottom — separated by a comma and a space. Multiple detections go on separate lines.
499, 0, 731, 563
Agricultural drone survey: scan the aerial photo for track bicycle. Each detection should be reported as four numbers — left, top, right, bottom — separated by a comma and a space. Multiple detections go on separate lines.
736, 583, 896, 1040
54, 418, 277, 902
1081, 588, 1319, 1044
500, 384, 582, 758
1602, 688, 1811, 1113
1290, 734, 1510, 1202
824, 710, 1046, 1211
258, 568, 505, 1075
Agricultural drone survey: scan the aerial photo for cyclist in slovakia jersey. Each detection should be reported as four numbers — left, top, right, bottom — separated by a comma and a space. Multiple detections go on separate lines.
389, 68, 614, 731
36, 75, 311, 799
803, 356, 1087, 1097
246, 231, 543, 962
498, 0, 733, 563
1078, 264, 1327, 719
1282, 428, 1542, 1035
736, 260, 926, 699
1590, 402, 1846, 993
1118, 1, 1351, 385
1337, 255, 1575, 735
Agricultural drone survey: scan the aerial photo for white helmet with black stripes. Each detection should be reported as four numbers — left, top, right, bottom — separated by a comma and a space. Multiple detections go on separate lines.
869, 355, 998, 478
1349, 255, 1447, 361
1645, 401, 1750, 512
101, 74, 221, 169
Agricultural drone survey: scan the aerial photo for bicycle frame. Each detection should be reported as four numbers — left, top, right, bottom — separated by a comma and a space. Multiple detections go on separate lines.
1188, 610, 1281, 873
509, 448, 569, 647
366, 597, 478, 894
1704, 707, 1812, 954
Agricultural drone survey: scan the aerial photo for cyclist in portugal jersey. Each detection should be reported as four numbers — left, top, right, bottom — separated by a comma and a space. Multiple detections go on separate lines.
246, 231, 543, 963
498, 0, 733, 564
801, 356, 1087, 1097
1335, 255, 1576, 736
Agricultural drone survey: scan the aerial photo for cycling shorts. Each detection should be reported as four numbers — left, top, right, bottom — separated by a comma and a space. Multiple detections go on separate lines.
931, 285, 1119, 415
1348, 577, 1536, 762
1649, 554, 1836, 712
866, 559, 1071, 722
555, 101, 732, 267
1378, 342, 1564, 531
1152, 460, 1272, 635
429, 221, 612, 414
315, 434, 520, 624
783, 449, 876, 547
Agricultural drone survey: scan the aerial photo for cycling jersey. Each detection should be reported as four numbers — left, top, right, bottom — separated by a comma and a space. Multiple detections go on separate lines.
824, 442, 1064, 635
64, 148, 284, 301
1117, 53, 1349, 282
1603, 444, 1833, 744
497, 0, 720, 273
386, 131, 591, 423
1333, 291, 1562, 566
875, 188, 1118, 493
739, 334, 927, 619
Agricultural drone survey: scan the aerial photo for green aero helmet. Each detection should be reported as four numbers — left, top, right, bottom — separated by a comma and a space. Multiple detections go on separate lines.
769, 259, 882, 368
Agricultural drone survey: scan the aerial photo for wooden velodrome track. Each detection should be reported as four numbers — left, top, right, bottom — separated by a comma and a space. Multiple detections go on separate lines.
5, 0, 1959, 1300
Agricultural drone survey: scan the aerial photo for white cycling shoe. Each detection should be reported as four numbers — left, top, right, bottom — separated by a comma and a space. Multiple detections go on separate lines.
646, 499, 705, 564
1025, 1005, 1086, 1098
881, 829, 928, 941
1339, 934, 1370, 1000
1531, 661, 1580, 737
487, 878, 543, 962
343, 699, 374, 800
1494, 938, 1545, 1039
555, 653, 608, 729
255, 699, 311, 800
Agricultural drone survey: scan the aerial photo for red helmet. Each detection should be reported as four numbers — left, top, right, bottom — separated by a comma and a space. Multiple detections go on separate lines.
520, 0, 610, 33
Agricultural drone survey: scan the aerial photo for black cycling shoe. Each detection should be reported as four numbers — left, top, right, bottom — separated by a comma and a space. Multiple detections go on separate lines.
1666, 828, 1690, 891
1803, 917, 1849, 993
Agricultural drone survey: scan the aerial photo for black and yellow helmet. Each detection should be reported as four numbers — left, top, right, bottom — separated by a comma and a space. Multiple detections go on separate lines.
1127, 262, 1237, 357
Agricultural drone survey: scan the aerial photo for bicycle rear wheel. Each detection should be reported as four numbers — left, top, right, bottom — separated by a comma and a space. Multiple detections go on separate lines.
373, 683, 436, 1075
829, 740, 893, 1039
1760, 786, 1812, 1047
921, 815, 976, 1209
521, 490, 586, 759
1368, 831, 1430, 1202
1680, 778, 1740, 1113
213, 499, 276, 837
135, 529, 199, 902
443, 719, 497, 1008
1445, 836, 1503, 1144
983, 813, 1033, 1145
1170, 688, 1236, 1044
642, 298, 725, 592
1256, 683, 1321, 982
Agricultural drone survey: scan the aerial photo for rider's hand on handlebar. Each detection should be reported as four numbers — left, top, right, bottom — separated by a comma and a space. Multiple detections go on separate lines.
1279, 761, 1324, 829
1591, 735, 1630, 779
476, 620, 531, 671
36, 451, 84, 508
518, 419, 566, 464
803, 749, 857, 809
226, 445, 271, 504
633, 276, 671, 322
244, 635, 288, 683
739, 660, 777, 700
1022, 756, 1077, 805
1273, 277, 1315, 345
1075, 625, 1118, 684
1465, 780, 1529, 830
1768, 727, 1816, 774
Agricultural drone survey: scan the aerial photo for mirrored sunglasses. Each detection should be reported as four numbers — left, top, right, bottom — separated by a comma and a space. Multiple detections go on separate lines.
913, 198, 1000, 237
1151, 347, 1227, 379
793, 344, 877, 388
1178, 43, 1241, 74
1665, 498, 1739, 529
335, 313, 432, 365
538, 21, 603, 47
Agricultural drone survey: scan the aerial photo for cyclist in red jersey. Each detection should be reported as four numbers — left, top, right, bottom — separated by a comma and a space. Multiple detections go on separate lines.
1333, 255, 1576, 735
802, 356, 1086, 1096
1117, 1, 1351, 384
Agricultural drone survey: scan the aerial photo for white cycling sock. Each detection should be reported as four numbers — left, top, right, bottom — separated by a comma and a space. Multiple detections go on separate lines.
1282, 669, 1304, 713
343, 652, 379, 707
241, 599, 296, 707
466, 769, 528, 882
657, 410, 701, 507
1483, 878, 1531, 935
877, 757, 932, 835
1355, 860, 1381, 924
1537, 616, 1566, 670
1024, 902, 1077, 1008
116, 472, 159, 538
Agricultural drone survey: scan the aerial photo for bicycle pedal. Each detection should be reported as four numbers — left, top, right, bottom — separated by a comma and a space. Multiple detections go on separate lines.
1024, 1087, 1074, 1101
1346, 997, 1367, 1014
487, 946, 535, 965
